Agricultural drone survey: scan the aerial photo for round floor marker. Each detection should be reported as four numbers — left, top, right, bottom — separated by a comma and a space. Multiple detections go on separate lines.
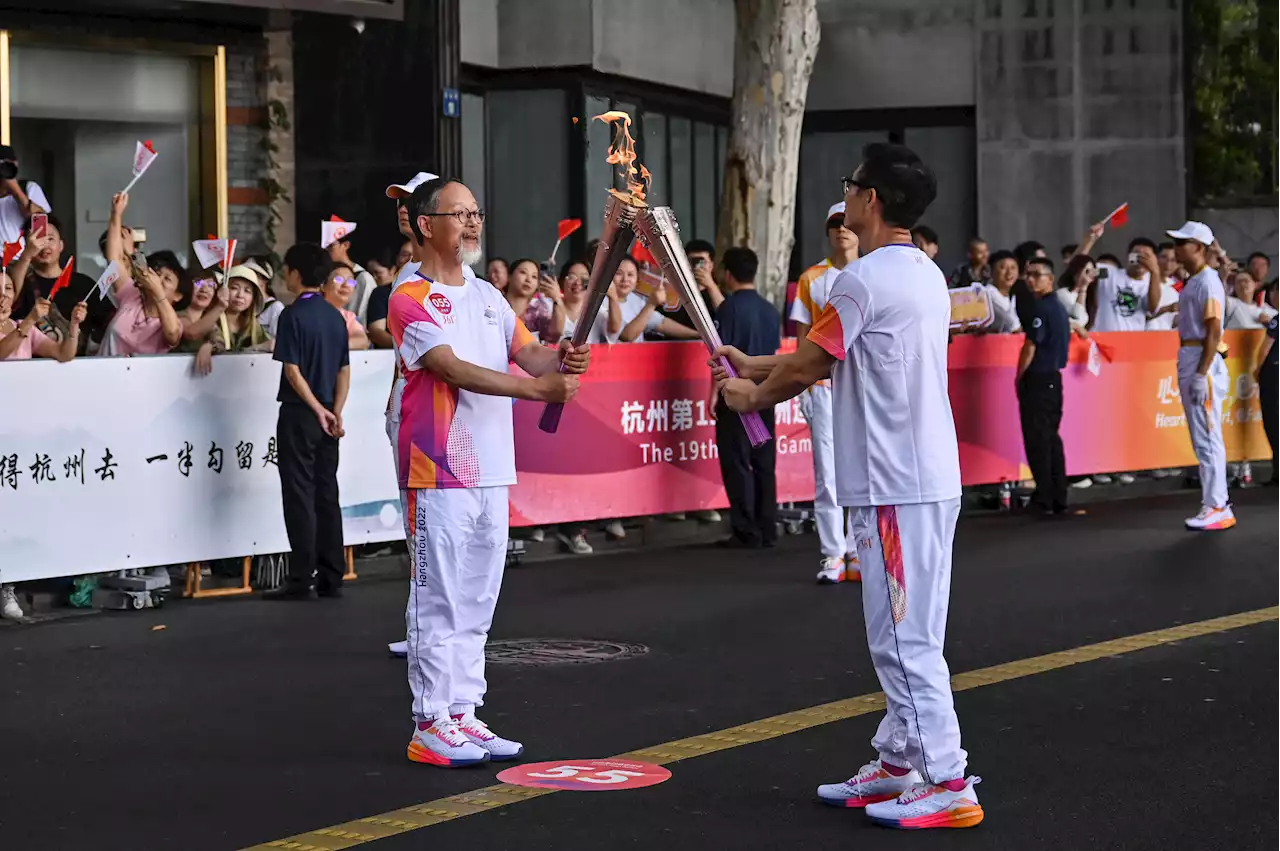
497, 759, 671, 791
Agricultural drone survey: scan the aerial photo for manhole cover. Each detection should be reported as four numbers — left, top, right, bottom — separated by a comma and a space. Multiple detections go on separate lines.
485, 638, 648, 666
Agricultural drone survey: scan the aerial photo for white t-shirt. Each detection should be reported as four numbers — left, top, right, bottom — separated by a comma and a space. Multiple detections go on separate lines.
807, 243, 962, 507
386, 272, 534, 490
1177, 266, 1226, 342
613, 290, 663, 342
0, 181, 51, 244
1146, 281, 1180, 331
1093, 270, 1150, 332
562, 302, 611, 344
1055, 287, 1089, 330
984, 284, 1021, 333
1224, 296, 1278, 330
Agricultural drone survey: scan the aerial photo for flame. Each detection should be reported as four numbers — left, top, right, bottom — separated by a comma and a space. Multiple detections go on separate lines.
593, 110, 650, 205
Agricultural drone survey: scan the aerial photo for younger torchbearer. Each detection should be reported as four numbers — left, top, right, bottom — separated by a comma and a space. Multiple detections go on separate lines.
388, 177, 588, 766
1167, 221, 1235, 531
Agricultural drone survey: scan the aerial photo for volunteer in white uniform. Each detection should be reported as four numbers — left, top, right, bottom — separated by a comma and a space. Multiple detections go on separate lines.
789, 202, 861, 584
1167, 221, 1235, 531
388, 177, 588, 767
715, 143, 982, 830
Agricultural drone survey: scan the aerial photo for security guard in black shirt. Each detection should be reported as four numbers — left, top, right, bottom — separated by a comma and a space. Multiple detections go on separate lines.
1015, 257, 1071, 514
1249, 284, 1280, 483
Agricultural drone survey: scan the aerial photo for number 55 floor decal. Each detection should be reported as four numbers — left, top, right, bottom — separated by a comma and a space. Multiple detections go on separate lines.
497, 759, 671, 791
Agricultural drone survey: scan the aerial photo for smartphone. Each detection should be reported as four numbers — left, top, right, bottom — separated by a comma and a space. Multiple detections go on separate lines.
129, 249, 149, 280
30, 213, 47, 239
131, 227, 148, 246
1127, 251, 1141, 267
1097, 266, 1110, 279
694, 258, 707, 270
538, 260, 556, 277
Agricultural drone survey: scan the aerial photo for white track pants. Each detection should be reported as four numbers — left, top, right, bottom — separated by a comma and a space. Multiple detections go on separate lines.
386, 376, 406, 479
402, 486, 509, 722
1177, 348, 1229, 510
852, 498, 967, 784
803, 385, 855, 558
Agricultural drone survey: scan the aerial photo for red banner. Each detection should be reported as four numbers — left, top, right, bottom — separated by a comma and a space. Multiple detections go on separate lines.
508, 331, 1269, 526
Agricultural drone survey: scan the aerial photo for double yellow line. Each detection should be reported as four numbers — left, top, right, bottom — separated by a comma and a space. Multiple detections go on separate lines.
246, 606, 1277, 850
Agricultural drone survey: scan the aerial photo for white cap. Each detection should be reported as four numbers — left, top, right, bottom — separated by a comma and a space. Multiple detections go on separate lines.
1166, 221, 1215, 247
386, 171, 438, 199
826, 202, 846, 223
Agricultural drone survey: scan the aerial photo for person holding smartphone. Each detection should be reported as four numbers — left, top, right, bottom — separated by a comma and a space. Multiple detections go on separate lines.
0, 145, 50, 245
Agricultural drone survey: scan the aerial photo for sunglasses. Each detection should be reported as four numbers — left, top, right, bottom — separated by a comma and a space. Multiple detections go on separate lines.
841, 175, 867, 196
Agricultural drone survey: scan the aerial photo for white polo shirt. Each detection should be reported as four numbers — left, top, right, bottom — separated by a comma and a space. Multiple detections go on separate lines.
807, 243, 961, 507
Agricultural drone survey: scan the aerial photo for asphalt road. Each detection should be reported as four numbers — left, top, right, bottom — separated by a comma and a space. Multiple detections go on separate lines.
0, 487, 1275, 851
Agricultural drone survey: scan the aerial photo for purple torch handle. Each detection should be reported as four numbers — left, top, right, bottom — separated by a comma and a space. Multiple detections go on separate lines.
712, 354, 772, 448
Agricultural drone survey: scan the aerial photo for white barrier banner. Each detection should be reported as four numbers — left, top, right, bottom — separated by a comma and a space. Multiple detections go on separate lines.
0, 352, 402, 583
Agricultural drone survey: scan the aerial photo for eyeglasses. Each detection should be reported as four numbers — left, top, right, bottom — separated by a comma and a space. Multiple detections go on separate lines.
193, 279, 216, 289
421, 209, 486, 225
841, 175, 866, 196
330, 275, 355, 286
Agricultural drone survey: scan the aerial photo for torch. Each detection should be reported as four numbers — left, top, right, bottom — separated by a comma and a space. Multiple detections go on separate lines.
537, 193, 641, 433
634, 207, 772, 447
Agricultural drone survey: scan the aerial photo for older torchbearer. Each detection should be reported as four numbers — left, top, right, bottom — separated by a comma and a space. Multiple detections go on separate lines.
388, 177, 588, 766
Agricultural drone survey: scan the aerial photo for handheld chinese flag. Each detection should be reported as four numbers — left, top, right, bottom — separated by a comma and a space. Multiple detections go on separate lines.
2, 241, 21, 270
47, 256, 74, 300
1105, 202, 1129, 228
549, 218, 582, 264
122, 140, 159, 194
631, 241, 658, 267
321, 215, 356, 249
192, 237, 236, 277
89, 260, 121, 302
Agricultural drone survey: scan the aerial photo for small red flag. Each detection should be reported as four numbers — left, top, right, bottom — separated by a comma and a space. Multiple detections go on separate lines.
632, 241, 658, 267
143, 140, 156, 154
329, 214, 344, 222
2, 241, 21, 269
47, 256, 75, 299
1107, 203, 1129, 228
557, 218, 583, 241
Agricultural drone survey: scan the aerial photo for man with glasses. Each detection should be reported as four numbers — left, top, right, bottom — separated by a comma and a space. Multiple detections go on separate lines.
1167, 221, 1235, 531
714, 144, 982, 829
1014, 257, 1072, 515
388, 177, 590, 766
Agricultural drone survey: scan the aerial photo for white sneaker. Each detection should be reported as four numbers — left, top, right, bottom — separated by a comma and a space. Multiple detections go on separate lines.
407, 716, 490, 767
1185, 505, 1236, 531
1117, 473, 1135, 485
1, 585, 23, 620
1070, 477, 1094, 489
697, 509, 722, 523
1150, 469, 1171, 480
864, 777, 984, 829
388, 640, 408, 657
604, 520, 626, 540
453, 712, 523, 761
528, 527, 546, 543
1093, 474, 1113, 484
557, 532, 593, 554
816, 557, 845, 585
817, 759, 921, 807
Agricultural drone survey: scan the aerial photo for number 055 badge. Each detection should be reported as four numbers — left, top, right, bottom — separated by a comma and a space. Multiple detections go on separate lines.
497, 759, 671, 791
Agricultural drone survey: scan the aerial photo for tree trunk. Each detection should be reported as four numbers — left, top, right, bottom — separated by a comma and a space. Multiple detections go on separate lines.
715, 0, 820, 306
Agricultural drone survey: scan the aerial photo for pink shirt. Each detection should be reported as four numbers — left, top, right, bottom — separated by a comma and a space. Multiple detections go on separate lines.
99, 278, 174, 357
339, 308, 361, 335
521, 294, 556, 342
2, 325, 51, 360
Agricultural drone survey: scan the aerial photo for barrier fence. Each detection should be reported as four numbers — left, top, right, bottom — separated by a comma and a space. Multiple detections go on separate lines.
0, 331, 1268, 583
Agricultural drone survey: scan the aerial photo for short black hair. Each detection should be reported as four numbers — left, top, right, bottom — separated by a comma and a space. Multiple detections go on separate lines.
968, 236, 988, 247
407, 176, 463, 245
685, 239, 715, 258
1014, 240, 1045, 267
23, 213, 65, 237
858, 143, 937, 229
510, 258, 539, 276
487, 256, 509, 270
1248, 251, 1270, 265
989, 249, 1017, 268
1127, 237, 1157, 253
559, 258, 588, 281
147, 249, 188, 287
911, 224, 939, 245
1027, 256, 1055, 274
1158, 242, 1176, 253
721, 246, 758, 283
283, 243, 333, 290
1098, 253, 1122, 266
1061, 244, 1078, 257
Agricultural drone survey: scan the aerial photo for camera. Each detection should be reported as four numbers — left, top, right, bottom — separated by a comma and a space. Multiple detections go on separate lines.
0, 160, 16, 181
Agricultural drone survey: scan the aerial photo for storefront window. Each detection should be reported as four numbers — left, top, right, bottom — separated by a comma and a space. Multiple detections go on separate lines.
4, 40, 221, 276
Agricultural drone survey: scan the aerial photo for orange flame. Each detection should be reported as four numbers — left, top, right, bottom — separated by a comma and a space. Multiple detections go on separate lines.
593, 110, 650, 205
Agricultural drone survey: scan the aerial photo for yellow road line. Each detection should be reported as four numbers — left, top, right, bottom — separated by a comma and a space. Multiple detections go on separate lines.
245, 606, 1277, 850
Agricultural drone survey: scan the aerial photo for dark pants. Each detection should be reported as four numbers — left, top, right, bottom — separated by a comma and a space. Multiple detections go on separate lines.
715, 402, 777, 546
277, 403, 344, 592
1261, 364, 1278, 482
1018, 371, 1068, 511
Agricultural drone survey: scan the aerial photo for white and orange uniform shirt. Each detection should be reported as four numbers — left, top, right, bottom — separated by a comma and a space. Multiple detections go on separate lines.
387, 272, 534, 490
790, 259, 835, 386
806, 244, 961, 507
1177, 266, 1225, 344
